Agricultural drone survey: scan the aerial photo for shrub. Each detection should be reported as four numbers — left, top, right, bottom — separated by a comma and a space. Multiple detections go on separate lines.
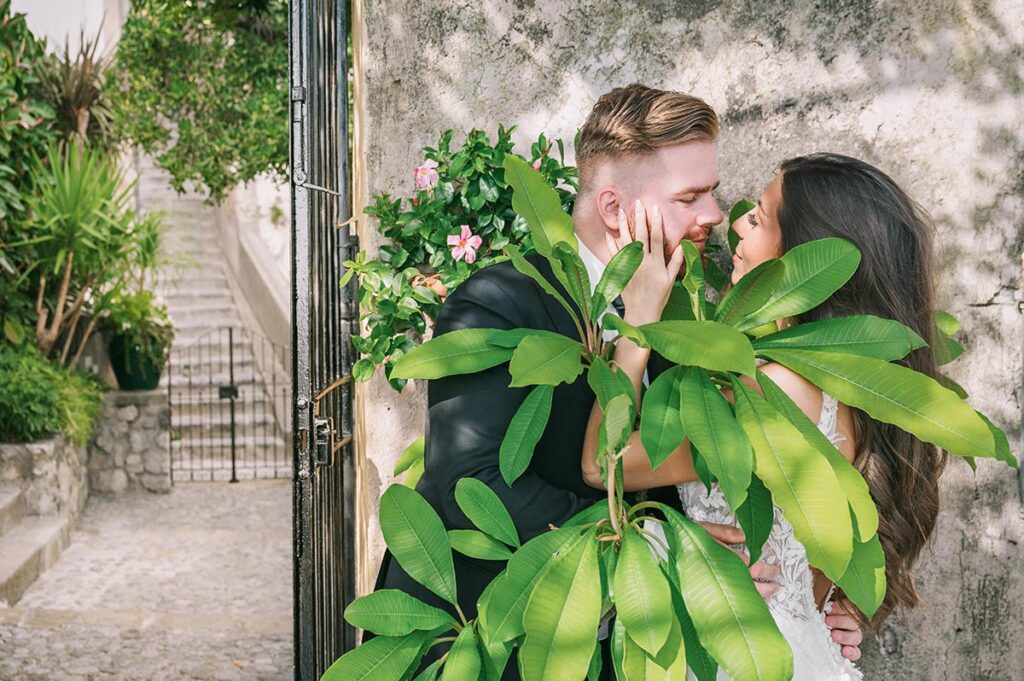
0, 344, 103, 445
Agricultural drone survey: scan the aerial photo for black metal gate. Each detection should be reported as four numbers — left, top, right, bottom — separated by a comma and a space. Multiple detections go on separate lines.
290, 0, 358, 678
169, 326, 292, 482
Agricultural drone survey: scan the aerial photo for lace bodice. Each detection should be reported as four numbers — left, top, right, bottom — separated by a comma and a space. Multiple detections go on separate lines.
676, 391, 864, 680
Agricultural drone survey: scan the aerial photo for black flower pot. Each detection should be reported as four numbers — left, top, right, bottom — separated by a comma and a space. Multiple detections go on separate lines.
108, 334, 164, 390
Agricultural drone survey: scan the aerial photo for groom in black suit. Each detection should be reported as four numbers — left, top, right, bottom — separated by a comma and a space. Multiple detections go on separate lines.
370, 84, 862, 677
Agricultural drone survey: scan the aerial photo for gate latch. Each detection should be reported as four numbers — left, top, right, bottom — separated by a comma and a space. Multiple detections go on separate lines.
312, 416, 335, 467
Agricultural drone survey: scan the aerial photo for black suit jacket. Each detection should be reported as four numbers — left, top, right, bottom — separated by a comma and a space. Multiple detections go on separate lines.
370, 254, 679, 678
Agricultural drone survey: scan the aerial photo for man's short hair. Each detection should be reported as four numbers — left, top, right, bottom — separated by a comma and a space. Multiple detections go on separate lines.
576, 84, 719, 193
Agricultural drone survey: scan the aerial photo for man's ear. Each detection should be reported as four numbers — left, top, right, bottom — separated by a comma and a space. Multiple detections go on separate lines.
595, 187, 624, 236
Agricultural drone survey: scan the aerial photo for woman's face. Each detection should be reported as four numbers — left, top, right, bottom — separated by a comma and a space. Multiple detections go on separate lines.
730, 172, 784, 283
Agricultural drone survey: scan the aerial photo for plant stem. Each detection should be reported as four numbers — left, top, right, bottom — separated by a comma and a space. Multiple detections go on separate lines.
626, 501, 662, 518
606, 452, 622, 539
632, 519, 671, 557
454, 603, 469, 627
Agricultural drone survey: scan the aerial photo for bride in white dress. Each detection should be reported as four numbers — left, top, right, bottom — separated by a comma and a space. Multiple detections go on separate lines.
582, 153, 947, 680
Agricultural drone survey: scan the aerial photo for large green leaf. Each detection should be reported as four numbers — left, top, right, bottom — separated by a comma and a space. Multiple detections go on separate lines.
835, 519, 886, 618
392, 328, 513, 380
730, 379, 853, 580
321, 630, 432, 681
440, 624, 481, 681
639, 366, 687, 470
602, 313, 648, 348
502, 154, 576, 258
727, 199, 755, 255
640, 320, 757, 376
479, 527, 585, 644
379, 485, 458, 605
504, 245, 582, 329
509, 334, 584, 387
613, 527, 674, 656
679, 240, 706, 321
588, 356, 636, 409
738, 238, 861, 331
612, 616, 687, 681
592, 241, 645, 321
454, 478, 521, 547
394, 435, 425, 476
753, 315, 926, 360
520, 528, 602, 681
412, 658, 444, 681
665, 570, 717, 681
679, 368, 753, 511
977, 411, 1017, 468
714, 258, 785, 327
448, 529, 514, 561
552, 241, 592, 324
479, 636, 514, 681
662, 283, 696, 322
499, 384, 554, 486
343, 590, 455, 636
601, 393, 635, 455
734, 475, 774, 565
661, 507, 793, 681
760, 349, 998, 461
756, 372, 879, 539
565, 500, 611, 527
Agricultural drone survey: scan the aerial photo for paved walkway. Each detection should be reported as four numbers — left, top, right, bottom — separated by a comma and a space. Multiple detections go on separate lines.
0, 480, 292, 680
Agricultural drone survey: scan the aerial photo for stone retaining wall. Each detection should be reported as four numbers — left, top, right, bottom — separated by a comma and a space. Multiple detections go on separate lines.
88, 390, 171, 494
0, 435, 89, 522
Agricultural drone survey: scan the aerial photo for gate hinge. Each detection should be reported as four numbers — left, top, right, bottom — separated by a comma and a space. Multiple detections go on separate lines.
312, 416, 335, 467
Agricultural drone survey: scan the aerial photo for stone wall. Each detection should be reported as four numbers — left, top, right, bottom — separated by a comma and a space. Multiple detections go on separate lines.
0, 435, 89, 522
88, 390, 171, 494
353, 0, 1023, 676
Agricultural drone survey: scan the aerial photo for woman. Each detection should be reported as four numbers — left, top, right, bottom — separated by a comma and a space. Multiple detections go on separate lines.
582, 153, 947, 680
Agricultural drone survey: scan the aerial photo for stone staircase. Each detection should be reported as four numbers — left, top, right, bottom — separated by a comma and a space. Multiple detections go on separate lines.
137, 158, 290, 481
0, 483, 70, 608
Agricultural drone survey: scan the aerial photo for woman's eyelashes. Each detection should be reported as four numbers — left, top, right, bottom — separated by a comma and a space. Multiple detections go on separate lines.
747, 212, 758, 228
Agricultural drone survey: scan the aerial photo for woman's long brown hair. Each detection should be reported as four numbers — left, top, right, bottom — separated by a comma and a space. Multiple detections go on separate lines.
777, 153, 948, 630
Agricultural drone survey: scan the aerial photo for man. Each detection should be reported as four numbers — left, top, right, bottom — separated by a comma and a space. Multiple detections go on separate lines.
371, 84, 863, 677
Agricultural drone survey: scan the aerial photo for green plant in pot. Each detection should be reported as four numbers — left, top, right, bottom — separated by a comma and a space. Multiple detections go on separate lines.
102, 289, 173, 390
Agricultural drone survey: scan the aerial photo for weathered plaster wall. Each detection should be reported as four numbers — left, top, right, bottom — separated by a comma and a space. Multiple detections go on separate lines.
355, 0, 1023, 675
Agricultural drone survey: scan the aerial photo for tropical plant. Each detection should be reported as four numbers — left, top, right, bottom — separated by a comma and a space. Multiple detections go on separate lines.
324, 158, 1014, 681
5, 141, 163, 368
33, 23, 118, 150
113, 0, 288, 201
346, 126, 578, 390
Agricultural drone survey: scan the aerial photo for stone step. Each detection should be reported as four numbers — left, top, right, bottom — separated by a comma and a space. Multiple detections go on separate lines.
164, 289, 234, 303
172, 434, 287, 449
169, 338, 253, 358
0, 484, 26, 538
172, 409, 279, 429
165, 304, 240, 324
160, 368, 259, 387
0, 514, 70, 608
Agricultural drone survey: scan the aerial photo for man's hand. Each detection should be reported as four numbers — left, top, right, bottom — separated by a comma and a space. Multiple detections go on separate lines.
825, 598, 864, 661
698, 522, 780, 600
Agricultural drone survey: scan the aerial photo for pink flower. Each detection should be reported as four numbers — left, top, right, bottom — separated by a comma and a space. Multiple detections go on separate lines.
414, 159, 439, 190
532, 158, 542, 170
447, 224, 483, 264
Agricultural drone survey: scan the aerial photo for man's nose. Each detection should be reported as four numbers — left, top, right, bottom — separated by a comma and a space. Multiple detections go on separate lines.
699, 197, 724, 229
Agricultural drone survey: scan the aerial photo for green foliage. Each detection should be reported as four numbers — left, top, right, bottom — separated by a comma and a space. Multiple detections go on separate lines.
351, 127, 577, 390
0, 343, 103, 445
0, 2, 56, 324
327, 150, 1015, 681
113, 0, 288, 200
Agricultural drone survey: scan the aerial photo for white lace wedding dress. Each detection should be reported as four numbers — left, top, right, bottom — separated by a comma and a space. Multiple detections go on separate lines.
676, 391, 864, 681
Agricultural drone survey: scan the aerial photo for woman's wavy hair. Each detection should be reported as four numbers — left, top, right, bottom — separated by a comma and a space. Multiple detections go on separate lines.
777, 153, 948, 630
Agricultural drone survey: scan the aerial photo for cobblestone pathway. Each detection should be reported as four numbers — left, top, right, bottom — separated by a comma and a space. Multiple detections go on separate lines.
0, 481, 292, 680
